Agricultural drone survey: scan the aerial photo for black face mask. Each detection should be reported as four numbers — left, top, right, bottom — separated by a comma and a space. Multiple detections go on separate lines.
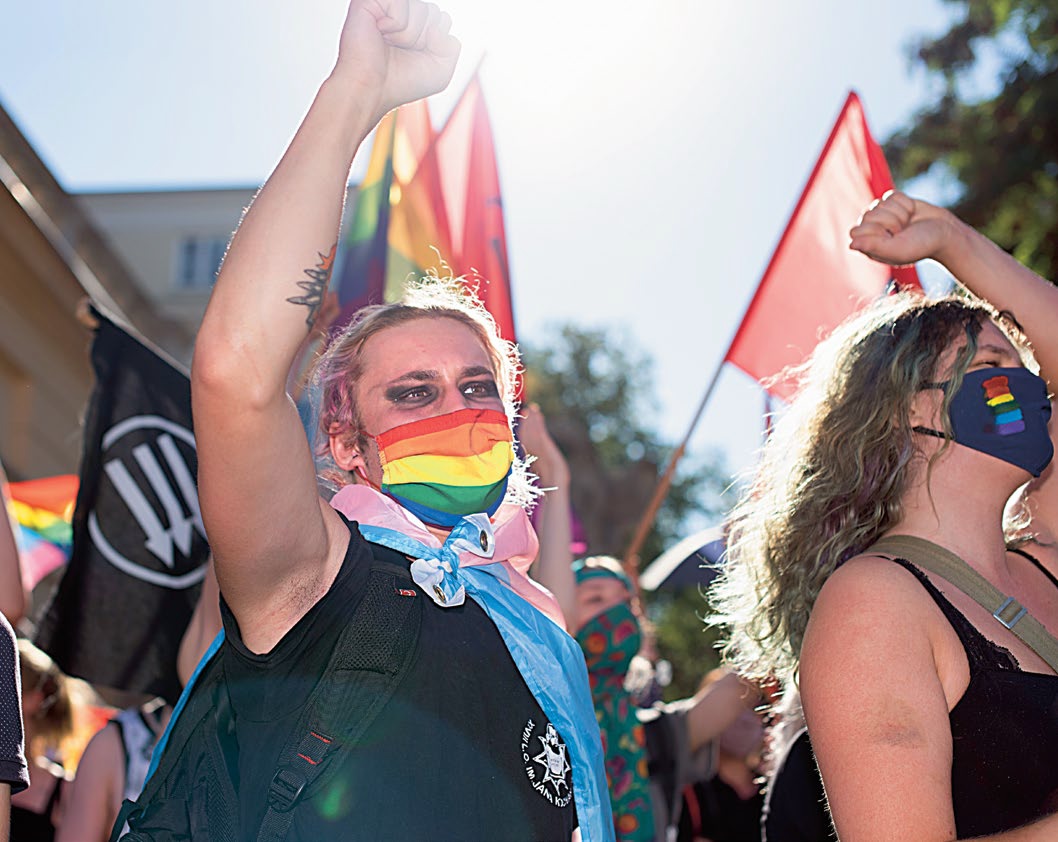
913, 367, 1053, 477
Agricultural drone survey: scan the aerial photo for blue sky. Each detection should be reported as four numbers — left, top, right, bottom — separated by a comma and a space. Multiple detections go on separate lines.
1, 0, 970, 526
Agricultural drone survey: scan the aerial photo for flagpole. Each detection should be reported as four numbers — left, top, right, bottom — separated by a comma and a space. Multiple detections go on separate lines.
621, 357, 725, 579
621, 215, 774, 578
619, 86, 842, 574
623, 90, 913, 578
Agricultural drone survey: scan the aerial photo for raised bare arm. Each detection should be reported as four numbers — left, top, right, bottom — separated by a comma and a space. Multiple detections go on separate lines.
519, 404, 576, 629
191, 0, 458, 651
849, 191, 1058, 385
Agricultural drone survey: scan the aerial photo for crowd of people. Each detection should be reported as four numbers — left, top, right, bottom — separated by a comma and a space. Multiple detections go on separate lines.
2, 1, 1057, 840
0, 458, 180, 842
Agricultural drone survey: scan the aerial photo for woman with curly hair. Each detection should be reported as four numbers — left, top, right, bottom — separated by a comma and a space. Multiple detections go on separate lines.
711, 191, 1058, 840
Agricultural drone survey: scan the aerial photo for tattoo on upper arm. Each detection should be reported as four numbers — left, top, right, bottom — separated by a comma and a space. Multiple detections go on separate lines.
285, 244, 336, 328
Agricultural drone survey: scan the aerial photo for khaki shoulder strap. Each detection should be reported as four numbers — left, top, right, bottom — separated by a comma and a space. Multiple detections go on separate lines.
866, 534, 1058, 674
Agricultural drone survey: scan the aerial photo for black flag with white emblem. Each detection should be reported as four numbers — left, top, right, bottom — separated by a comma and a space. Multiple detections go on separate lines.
36, 312, 209, 703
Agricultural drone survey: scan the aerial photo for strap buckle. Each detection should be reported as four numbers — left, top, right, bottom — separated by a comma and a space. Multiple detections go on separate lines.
268, 767, 307, 812
993, 596, 1028, 630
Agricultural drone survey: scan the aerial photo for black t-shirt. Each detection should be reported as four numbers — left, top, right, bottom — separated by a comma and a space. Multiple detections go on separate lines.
681, 774, 763, 842
0, 614, 28, 794
220, 521, 578, 841
762, 728, 834, 842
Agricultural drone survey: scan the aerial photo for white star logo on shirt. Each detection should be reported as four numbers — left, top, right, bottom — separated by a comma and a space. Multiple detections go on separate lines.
533, 724, 570, 795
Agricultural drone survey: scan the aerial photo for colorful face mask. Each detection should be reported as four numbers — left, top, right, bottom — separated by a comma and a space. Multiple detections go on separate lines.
575, 599, 654, 841
374, 407, 514, 527
575, 601, 642, 683
914, 367, 1053, 477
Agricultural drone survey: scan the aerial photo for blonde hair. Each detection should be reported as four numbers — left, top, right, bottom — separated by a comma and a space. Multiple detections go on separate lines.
18, 639, 79, 763
710, 291, 1034, 683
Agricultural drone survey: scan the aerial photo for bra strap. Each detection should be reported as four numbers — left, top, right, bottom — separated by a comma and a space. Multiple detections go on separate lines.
1007, 545, 1058, 594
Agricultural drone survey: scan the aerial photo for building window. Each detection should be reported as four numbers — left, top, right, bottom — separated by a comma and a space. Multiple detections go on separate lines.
175, 235, 228, 290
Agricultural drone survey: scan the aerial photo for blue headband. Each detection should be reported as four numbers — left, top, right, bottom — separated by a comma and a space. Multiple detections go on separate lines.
572, 557, 633, 591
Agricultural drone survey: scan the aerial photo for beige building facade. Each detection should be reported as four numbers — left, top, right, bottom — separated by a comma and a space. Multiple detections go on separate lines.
1, 100, 361, 481
77, 187, 256, 337
77, 184, 359, 343
0, 103, 192, 480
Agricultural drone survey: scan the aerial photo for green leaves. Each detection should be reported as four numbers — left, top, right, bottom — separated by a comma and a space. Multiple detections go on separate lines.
886, 0, 1058, 283
523, 324, 731, 563
523, 325, 734, 698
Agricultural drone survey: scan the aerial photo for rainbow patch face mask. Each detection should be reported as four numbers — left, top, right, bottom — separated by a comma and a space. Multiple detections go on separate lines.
914, 367, 1053, 477
373, 407, 514, 527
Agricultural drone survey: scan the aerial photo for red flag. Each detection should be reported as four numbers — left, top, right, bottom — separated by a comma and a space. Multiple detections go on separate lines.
725, 91, 920, 399
435, 74, 517, 344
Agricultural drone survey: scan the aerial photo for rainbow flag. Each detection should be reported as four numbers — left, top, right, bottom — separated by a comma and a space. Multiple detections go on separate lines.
7, 474, 77, 590
333, 110, 399, 327
333, 74, 517, 341
386, 98, 454, 292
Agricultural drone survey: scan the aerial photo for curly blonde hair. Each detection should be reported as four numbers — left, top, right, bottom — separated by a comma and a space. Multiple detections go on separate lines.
710, 290, 1034, 684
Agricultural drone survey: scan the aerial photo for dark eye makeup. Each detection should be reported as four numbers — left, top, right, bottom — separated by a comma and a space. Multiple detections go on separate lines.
462, 379, 500, 398
386, 385, 435, 403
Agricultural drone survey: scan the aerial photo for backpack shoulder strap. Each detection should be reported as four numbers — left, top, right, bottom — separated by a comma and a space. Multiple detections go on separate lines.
867, 534, 1058, 673
255, 555, 422, 842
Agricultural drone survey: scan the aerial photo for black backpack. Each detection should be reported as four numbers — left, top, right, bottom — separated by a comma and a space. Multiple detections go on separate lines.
111, 554, 423, 842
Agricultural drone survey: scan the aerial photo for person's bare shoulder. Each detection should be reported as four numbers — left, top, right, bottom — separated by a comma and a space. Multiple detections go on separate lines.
808, 553, 939, 642
800, 555, 965, 839
802, 553, 961, 704
54, 722, 124, 842
80, 721, 124, 772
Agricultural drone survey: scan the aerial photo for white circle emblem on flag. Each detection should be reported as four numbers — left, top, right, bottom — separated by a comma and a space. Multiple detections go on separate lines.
89, 415, 208, 589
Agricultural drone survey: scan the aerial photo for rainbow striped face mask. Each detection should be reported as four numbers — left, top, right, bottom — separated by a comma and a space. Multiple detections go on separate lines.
373, 407, 514, 528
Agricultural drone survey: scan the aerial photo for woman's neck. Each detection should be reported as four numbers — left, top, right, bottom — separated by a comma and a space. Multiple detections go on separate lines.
889, 456, 1016, 581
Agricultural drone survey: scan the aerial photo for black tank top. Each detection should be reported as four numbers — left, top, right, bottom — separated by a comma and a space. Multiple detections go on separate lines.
220, 524, 579, 841
9, 772, 62, 842
892, 557, 1058, 836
